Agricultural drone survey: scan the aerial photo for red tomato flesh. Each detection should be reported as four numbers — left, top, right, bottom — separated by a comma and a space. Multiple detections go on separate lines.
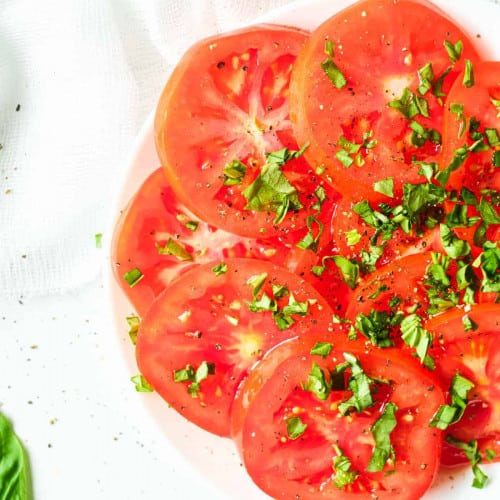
155, 25, 339, 239
290, 0, 481, 202
232, 334, 445, 499
135, 258, 335, 436
426, 304, 500, 467
112, 168, 338, 316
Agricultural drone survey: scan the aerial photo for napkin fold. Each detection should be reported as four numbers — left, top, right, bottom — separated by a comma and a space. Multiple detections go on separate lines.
0, 0, 293, 299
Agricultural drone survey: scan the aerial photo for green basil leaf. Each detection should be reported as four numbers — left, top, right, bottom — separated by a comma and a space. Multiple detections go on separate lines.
123, 267, 144, 287
156, 238, 193, 261
373, 177, 394, 198
286, 416, 308, 440
223, 159, 247, 185
321, 40, 347, 89
444, 39, 463, 64
0, 413, 32, 500
310, 342, 333, 358
333, 446, 359, 488
366, 402, 398, 472
131, 374, 154, 393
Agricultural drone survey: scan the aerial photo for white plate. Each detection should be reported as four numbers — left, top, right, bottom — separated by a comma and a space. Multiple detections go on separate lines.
108, 1, 500, 498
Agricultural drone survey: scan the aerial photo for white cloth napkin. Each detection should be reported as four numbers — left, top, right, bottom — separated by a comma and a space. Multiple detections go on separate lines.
0, 0, 294, 299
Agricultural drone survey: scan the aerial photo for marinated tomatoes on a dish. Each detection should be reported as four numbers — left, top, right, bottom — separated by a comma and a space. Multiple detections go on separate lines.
135, 258, 335, 437
231, 334, 445, 499
426, 304, 500, 467
290, 0, 481, 202
112, 168, 337, 316
155, 25, 340, 239
110, 0, 500, 497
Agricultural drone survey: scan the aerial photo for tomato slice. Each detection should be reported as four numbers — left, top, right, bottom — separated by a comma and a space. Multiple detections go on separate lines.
441, 61, 500, 195
231, 334, 445, 499
112, 168, 337, 316
135, 258, 335, 437
290, 0, 481, 202
155, 25, 338, 239
426, 304, 500, 467
440, 61, 500, 249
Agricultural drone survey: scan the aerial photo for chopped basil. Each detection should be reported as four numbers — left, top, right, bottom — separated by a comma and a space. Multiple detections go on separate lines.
409, 121, 441, 147
430, 373, 474, 429
185, 220, 199, 232
446, 203, 479, 228
336, 148, 354, 168
389, 87, 429, 119
400, 314, 435, 369
247, 275, 308, 330
425, 254, 460, 314
485, 128, 500, 147
333, 445, 359, 489
302, 362, 331, 401
223, 159, 247, 185
0, 413, 31, 500
321, 40, 347, 89
461, 187, 478, 206
310, 341, 333, 358
94, 232, 102, 248
355, 309, 401, 348
344, 229, 362, 247
486, 449, 498, 461
445, 436, 488, 488
332, 255, 359, 289
478, 197, 500, 225
450, 102, 466, 138
243, 162, 302, 224
435, 146, 468, 186
463, 59, 474, 88
296, 215, 324, 252
281, 294, 309, 317
247, 272, 268, 298
373, 177, 394, 198
266, 143, 309, 165
440, 224, 471, 259
366, 402, 398, 472
337, 353, 378, 415
478, 241, 500, 293
490, 97, 500, 118
212, 262, 228, 276
493, 150, 500, 167
156, 238, 193, 261
432, 66, 452, 101
126, 315, 141, 345
286, 416, 308, 440
131, 374, 154, 392
174, 361, 216, 398
444, 39, 463, 64
123, 267, 144, 287
417, 62, 434, 95
462, 314, 478, 332
272, 284, 289, 299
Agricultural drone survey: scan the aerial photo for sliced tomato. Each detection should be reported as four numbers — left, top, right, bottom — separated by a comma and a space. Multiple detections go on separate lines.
112, 168, 337, 316
441, 61, 500, 194
290, 0, 481, 203
231, 334, 445, 499
135, 258, 335, 437
440, 61, 500, 250
155, 25, 339, 239
426, 304, 500, 467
